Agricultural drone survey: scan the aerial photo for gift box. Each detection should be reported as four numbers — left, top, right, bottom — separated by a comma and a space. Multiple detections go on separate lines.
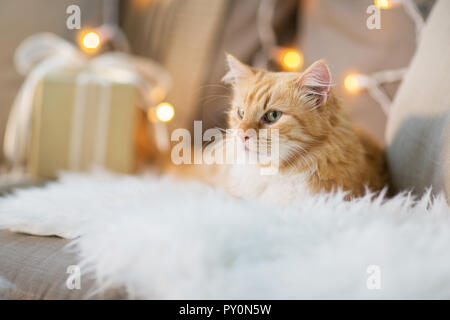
29, 70, 152, 178
3, 33, 172, 179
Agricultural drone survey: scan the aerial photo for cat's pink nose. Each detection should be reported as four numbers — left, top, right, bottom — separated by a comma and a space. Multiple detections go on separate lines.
238, 132, 250, 142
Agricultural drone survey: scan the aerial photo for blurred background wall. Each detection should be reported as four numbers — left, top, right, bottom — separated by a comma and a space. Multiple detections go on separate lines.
300, 0, 435, 142
0, 0, 434, 165
120, 0, 299, 133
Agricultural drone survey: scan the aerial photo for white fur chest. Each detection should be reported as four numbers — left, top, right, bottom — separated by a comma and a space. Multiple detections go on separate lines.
226, 164, 312, 206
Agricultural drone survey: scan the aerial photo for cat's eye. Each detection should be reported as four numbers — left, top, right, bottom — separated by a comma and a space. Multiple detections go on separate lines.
263, 110, 282, 123
237, 108, 245, 119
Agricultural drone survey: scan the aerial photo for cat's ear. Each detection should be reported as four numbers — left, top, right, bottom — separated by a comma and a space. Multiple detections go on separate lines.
222, 53, 254, 85
297, 59, 332, 107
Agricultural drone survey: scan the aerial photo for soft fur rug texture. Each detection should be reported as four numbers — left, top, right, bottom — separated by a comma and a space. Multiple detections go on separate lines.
0, 171, 450, 299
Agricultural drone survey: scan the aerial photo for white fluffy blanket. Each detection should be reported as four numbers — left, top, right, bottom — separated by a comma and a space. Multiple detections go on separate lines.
0, 171, 450, 299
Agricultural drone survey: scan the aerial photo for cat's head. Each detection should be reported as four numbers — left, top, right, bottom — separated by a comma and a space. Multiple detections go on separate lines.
223, 54, 337, 168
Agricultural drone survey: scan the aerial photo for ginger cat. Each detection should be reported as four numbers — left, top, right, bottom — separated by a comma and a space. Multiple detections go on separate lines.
170, 55, 388, 205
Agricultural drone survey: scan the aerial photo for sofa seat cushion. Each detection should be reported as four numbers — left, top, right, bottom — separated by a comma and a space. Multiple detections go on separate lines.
0, 230, 124, 299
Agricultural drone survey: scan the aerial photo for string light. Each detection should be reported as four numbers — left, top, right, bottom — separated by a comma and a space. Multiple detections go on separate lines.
255, 0, 306, 73
280, 49, 303, 71
154, 102, 175, 122
83, 32, 101, 49
258, 0, 424, 114
343, 0, 424, 114
374, 0, 406, 9
146, 102, 173, 152
78, 29, 101, 54
375, 0, 392, 9
344, 73, 365, 93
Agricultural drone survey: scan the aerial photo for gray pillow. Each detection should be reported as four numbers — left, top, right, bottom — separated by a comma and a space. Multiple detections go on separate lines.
385, 0, 450, 201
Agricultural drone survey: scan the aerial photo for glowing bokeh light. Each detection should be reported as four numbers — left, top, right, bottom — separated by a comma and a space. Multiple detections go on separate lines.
78, 29, 102, 54
281, 49, 304, 71
375, 0, 391, 9
344, 74, 362, 93
82, 31, 100, 49
155, 102, 175, 122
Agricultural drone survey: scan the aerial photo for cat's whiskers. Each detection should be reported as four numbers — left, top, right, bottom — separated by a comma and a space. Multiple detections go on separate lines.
282, 144, 317, 174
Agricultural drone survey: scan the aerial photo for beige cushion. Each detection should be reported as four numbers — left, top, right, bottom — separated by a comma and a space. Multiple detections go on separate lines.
385, 0, 450, 201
